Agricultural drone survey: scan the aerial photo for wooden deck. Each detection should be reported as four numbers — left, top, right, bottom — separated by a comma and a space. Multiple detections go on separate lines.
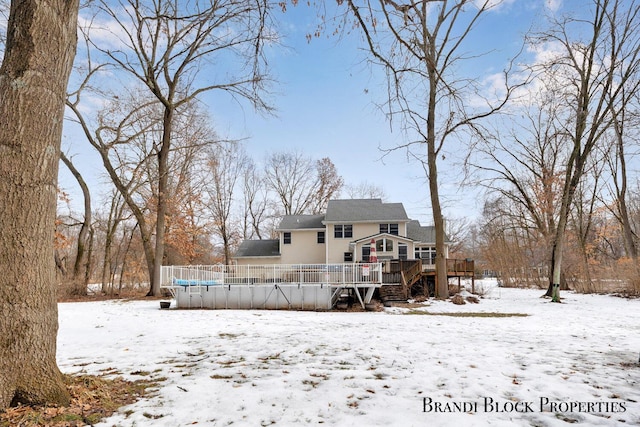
380, 258, 475, 302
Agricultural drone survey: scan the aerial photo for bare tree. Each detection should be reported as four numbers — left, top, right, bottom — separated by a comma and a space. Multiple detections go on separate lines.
529, 0, 640, 301
242, 159, 271, 239
94, 189, 131, 293
567, 159, 604, 291
67, 91, 162, 295
604, 61, 640, 287
309, 157, 344, 214
471, 91, 566, 287
343, 0, 522, 298
0, 0, 79, 409
59, 152, 93, 293
72, 0, 276, 295
68, 89, 221, 294
476, 194, 551, 288
204, 141, 250, 264
264, 151, 343, 216
342, 181, 387, 200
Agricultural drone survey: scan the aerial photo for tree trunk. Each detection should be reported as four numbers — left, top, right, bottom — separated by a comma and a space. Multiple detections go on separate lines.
546, 151, 584, 301
0, 0, 79, 409
613, 116, 640, 282
430, 152, 448, 299
149, 106, 173, 296
426, 61, 448, 299
60, 152, 92, 294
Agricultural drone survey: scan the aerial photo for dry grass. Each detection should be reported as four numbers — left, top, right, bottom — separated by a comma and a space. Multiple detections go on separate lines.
0, 375, 160, 427
404, 310, 528, 317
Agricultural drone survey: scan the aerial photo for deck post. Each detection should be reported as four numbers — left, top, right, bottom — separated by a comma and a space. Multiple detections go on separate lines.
364, 286, 376, 303
353, 285, 365, 309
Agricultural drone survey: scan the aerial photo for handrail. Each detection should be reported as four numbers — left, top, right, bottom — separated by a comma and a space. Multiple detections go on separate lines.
161, 263, 383, 287
446, 258, 475, 274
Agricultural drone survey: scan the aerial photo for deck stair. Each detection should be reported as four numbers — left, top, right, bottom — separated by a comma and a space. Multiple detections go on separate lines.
401, 261, 423, 289
380, 259, 424, 303
379, 284, 407, 303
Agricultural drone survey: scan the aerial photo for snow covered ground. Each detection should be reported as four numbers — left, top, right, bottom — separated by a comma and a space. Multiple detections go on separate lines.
56, 281, 640, 426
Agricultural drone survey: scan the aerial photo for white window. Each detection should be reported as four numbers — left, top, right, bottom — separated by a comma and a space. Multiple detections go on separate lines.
415, 246, 436, 264
376, 238, 393, 252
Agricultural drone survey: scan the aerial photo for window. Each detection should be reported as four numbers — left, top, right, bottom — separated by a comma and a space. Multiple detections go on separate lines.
415, 246, 436, 264
398, 244, 408, 260
376, 238, 393, 252
344, 252, 353, 262
334, 224, 353, 238
362, 245, 371, 262
283, 232, 291, 244
379, 223, 399, 235
317, 231, 325, 244
344, 225, 353, 238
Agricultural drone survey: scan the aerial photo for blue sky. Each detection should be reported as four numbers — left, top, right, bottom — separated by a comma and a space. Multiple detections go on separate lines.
58, 0, 564, 224
200, 0, 554, 223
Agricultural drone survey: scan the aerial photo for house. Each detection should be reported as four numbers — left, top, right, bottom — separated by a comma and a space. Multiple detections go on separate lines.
234, 199, 449, 268
162, 199, 472, 309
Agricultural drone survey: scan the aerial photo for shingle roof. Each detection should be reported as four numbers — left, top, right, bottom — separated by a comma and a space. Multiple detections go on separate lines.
324, 199, 409, 222
234, 239, 280, 258
407, 220, 450, 244
277, 215, 325, 230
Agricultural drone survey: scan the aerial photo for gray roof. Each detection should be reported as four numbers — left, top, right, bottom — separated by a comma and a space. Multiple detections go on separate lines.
234, 239, 280, 258
324, 199, 409, 223
277, 215, 325, 231
407, 220, 450, 244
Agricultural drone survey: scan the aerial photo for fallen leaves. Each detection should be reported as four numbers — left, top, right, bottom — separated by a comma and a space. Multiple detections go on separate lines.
0, 374, 160, 427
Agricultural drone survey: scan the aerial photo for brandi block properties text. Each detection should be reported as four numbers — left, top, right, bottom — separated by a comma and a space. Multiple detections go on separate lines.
423, 397, 627, 414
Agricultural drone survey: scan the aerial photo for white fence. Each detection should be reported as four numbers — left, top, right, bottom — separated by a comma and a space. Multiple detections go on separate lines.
161, 263, 382, 287
160, 263, 382, 310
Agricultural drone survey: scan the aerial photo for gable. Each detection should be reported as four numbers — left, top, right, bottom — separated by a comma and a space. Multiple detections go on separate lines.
352, 232, 415, 244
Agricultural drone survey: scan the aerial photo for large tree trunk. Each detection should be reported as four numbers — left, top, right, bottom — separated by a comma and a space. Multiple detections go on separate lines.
149, 107, 173, 296
426, 64, 448, 299
0, 0, 79, 409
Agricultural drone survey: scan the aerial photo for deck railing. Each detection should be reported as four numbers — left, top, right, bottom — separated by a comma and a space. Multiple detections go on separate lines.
161, 263, 383, 288
446, 258, 475, 275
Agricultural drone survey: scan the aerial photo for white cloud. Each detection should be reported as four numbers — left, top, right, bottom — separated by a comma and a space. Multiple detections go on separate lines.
77, 12, 132, 52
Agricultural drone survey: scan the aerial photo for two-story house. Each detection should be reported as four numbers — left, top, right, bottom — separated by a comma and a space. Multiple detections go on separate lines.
162, 199, 467, 309
233, 199, 449, 268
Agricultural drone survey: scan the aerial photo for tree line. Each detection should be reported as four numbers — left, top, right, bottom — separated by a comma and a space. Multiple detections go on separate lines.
460, 0, 640, 296
56, 142, 380, 296
45, 0, 640, 300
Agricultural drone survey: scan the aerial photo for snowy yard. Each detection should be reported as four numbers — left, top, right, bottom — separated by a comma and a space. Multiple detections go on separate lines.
57, 282, 640, 426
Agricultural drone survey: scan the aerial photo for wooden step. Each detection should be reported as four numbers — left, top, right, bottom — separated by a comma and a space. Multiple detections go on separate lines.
379, 284, 407, 301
